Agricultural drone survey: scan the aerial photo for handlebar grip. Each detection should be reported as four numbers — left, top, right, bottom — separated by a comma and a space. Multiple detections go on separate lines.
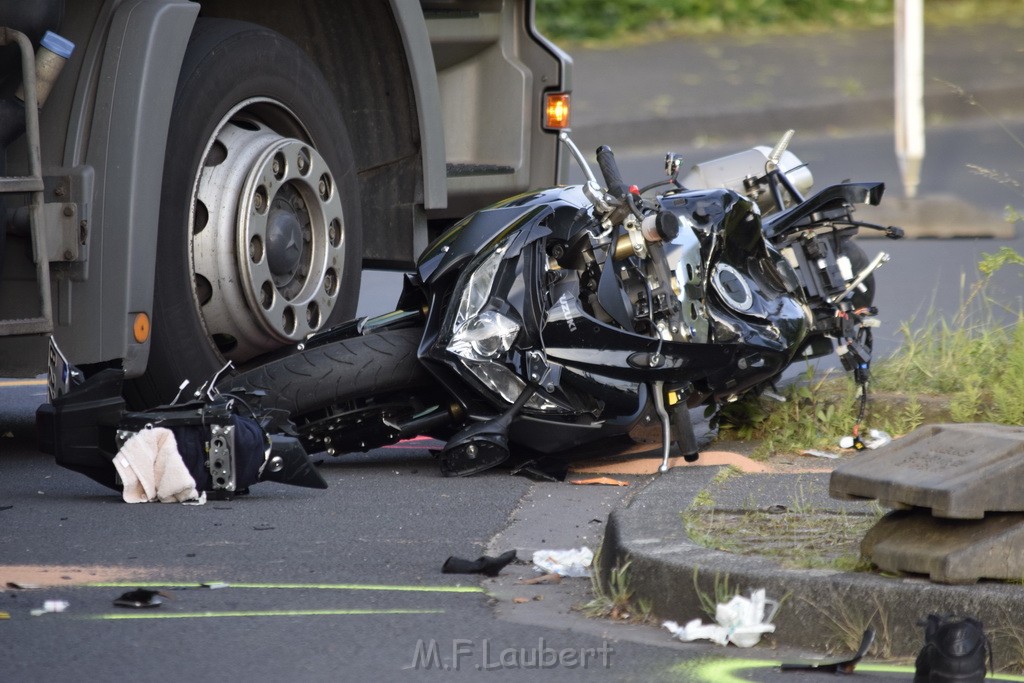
596, 145, 629, 198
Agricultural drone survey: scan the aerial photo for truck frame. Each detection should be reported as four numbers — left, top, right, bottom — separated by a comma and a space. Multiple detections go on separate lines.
0, 0, 571, 406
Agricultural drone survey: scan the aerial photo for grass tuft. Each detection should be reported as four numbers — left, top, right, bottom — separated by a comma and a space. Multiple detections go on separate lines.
715, 248, 1023, 456
583, 547, 653, 622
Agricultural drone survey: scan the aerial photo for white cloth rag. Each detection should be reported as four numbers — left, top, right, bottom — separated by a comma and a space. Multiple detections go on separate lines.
113, 428, 200, 503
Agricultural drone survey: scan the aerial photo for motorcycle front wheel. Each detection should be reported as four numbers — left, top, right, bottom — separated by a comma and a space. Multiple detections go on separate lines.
221, 326, 440, 454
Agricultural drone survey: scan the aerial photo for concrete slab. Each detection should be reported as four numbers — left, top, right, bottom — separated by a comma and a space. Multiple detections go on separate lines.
829, 423, 1024, 518
862, 509, 1024, 584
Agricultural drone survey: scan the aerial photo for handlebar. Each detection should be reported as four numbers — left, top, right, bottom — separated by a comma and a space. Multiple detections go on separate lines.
596, 145, 630, 199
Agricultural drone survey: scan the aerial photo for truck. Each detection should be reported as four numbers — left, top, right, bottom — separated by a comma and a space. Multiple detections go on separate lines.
0, 0, 571, 406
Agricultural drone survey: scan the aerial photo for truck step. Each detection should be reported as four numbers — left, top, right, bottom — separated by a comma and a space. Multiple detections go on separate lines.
0, 27, 53, 338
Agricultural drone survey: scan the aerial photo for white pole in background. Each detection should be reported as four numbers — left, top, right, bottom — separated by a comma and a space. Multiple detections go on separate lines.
895, 0, 925, 198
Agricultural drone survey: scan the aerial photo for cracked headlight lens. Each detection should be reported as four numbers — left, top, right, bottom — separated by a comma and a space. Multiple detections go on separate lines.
448, 311, 520, 361
453, 242, 507, 331
462, 359, 559, 411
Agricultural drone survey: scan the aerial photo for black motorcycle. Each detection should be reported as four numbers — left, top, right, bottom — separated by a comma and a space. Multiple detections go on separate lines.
224, 132, 903, 476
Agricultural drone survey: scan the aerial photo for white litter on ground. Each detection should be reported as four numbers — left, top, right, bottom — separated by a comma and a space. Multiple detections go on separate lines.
532, 547, 594, 577
663, 588, 778, 647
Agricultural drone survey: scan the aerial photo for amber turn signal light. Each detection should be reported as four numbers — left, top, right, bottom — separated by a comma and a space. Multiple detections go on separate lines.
133, 312, 150, 343
544, 92, 570, 130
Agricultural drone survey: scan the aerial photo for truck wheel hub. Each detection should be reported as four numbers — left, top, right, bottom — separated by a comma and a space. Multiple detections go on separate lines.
191, 110, 346, 359
265, 198, 304, 282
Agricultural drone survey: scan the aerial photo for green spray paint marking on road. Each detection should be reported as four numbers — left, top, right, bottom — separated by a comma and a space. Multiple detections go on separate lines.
86, 581, 484, 593
679, 658, 1024, 682
677, 658, 778, 683
89, 608, 444, 621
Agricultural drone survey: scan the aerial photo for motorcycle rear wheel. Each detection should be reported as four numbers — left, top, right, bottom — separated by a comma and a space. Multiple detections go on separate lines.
221, 326, 436, 453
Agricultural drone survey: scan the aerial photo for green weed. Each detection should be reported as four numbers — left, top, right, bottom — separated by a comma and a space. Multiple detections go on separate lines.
805, 592, 897, 658
692, 569, 738, 621
683, 477, 885, 571
716, 248, 1023, 456
583, 548, 653, 622
711, 465, 743, 485
715, 365, 857, 457
872, 248, 1024, 426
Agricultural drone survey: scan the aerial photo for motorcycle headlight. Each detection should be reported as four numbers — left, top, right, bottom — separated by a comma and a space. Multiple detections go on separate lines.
462, 359, 560, 411
448, 310, 520, 361
443, 231, 560, 412
453, 242, 507, 331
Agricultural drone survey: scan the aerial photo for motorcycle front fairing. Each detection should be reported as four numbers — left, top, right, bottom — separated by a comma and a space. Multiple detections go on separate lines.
414, 181, 810, 455
416, 186, 568, 406
416, 186, 659, 453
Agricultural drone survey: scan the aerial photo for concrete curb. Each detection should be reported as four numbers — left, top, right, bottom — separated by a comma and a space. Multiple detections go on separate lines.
601, 466, 1024, 657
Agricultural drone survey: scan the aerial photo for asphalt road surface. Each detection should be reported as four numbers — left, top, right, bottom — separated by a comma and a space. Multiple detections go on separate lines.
2, 120, 1022, 681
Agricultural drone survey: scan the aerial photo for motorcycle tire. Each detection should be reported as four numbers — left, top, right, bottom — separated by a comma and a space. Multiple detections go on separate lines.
221, 325, 431, 428
126, 18, 361, 408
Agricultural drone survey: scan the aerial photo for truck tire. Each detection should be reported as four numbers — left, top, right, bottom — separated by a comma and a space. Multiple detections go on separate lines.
127, 18, 361, 407
221, 327, 435, 454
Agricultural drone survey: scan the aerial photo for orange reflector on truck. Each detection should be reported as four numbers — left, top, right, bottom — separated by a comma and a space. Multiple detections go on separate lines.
133, 313, 150, 343
544, 93, 570, 130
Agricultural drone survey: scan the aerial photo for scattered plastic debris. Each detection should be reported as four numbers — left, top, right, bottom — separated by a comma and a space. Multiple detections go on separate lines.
442, 549, 517, 577
840, 429, 892, 451
113, 589, 169, 608
532, 547, 593, 578
803, 449, 840, 460
30, 600, 69, 616
201, 582, 230, 590
865, 429, 893, 449
663, 589, 777, 648
570, 477, 629, 486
